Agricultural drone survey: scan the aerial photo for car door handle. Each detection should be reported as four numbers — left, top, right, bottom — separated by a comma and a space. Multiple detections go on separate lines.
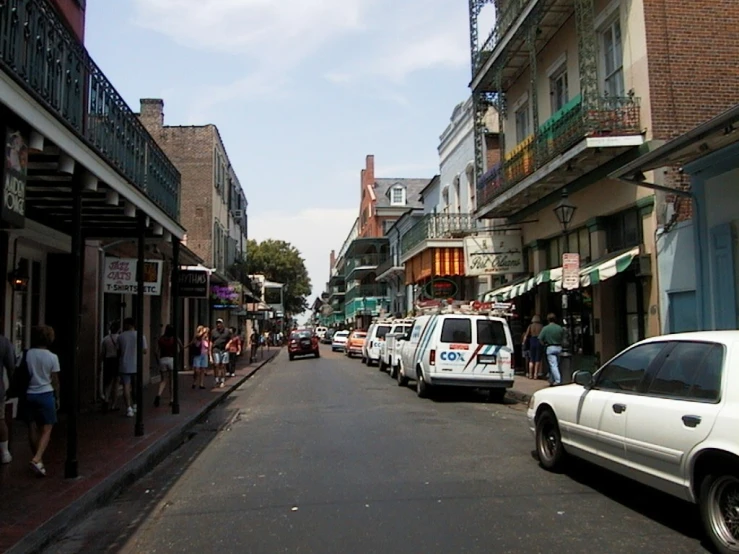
612, 403, 626, 414
682, 415, 702, 428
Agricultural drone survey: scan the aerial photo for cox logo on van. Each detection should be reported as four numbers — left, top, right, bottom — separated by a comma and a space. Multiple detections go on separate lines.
440, 351, 466, 362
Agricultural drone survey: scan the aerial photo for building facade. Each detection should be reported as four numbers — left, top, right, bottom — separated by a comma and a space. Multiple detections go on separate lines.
468, 0, 739, 364
138, 99, 248, 338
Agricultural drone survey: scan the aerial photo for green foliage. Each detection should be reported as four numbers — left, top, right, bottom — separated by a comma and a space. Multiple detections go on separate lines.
239, 239, 312, 316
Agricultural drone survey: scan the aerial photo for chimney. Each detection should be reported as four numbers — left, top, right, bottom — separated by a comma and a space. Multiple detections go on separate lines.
330, 249, 336, 269
139, 98, 164, 132
365, 154, 375, 183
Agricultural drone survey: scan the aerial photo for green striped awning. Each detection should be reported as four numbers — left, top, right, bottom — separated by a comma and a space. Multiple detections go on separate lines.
580, 246, 640, 287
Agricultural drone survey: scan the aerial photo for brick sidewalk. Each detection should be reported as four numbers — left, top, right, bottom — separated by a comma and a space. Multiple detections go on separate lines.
0, 348, 281, 554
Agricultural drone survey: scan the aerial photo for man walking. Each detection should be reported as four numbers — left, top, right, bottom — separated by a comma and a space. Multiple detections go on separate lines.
117, 318, 148, 417
0, 332, 15, 463
538, 313, 565, 386
210, 319, 232, 388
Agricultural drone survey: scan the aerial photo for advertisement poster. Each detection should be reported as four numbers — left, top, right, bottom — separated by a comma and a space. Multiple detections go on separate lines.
464, 234, 524, 276
104, 258, 163, 295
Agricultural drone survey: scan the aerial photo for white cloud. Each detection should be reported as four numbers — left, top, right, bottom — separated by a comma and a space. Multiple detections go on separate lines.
248, 207, 357, 302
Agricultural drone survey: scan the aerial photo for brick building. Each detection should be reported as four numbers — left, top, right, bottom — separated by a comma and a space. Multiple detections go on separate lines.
138, 99, 248, 335
468, 0, 739, 365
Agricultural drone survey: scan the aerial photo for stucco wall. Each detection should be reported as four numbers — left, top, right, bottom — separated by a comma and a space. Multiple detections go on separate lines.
655, 221, 696, 334
439, 127, 475, 214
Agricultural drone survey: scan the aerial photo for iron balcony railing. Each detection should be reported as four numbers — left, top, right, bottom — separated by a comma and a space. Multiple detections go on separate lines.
401, 213, 479, 255
375, 257, 400, 277
345, 284, 387, 302
474, 0, 529, 75
478, 94, 642, 209
0, 0, 180, 221
345, 253, 385, 276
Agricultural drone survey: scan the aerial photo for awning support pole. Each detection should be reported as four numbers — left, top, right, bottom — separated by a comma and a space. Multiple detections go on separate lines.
171, 236, 181, 415
135, 211, 146, 437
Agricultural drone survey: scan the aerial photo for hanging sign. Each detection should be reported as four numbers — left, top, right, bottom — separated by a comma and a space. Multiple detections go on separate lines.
104, 258, 163, 295
423, 278, 458, 300
2, 129, 27, 228
178, 269, 209, 298
562, 253, 580, 290
464, 234, 524, 276
211, 282, 244, 310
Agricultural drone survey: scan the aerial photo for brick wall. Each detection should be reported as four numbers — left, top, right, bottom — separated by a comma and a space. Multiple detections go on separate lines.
485, 134, 501, 169
644, 0, 739, 140
138, 100, 215, 265
359, 155, 378, 237
49, 0, 85, 43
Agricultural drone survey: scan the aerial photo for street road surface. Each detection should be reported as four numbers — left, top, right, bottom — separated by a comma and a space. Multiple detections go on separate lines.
48, 346, 709, 553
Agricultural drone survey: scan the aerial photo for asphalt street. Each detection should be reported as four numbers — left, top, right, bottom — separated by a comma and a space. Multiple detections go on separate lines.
47, 346, 710, 554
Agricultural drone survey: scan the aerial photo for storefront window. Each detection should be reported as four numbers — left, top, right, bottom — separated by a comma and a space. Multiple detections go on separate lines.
607, 208, 642, 251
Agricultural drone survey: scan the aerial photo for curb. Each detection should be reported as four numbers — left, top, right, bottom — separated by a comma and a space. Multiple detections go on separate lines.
9, 350, 281, 554
505, 388, 534, 405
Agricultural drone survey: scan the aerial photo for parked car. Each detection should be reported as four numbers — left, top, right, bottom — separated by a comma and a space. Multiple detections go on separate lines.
321, 329, 335, 344
331, 330, 350, 352
362, 321, 393, 366
527, 331, 738, 554
397, 311, 514, 401
288, 330, 320, 361
346, 330, 367, 358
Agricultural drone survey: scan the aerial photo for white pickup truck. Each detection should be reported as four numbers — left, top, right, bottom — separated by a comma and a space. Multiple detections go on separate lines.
378, 319, 414, 377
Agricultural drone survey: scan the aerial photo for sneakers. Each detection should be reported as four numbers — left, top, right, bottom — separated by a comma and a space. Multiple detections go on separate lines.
219, 381, 225, 388
1, 450, 12, 464
126, 407, 134, 417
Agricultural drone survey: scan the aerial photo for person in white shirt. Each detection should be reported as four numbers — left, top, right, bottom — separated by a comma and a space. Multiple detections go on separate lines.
117, 317, 147, 418
24, 325, 60, 477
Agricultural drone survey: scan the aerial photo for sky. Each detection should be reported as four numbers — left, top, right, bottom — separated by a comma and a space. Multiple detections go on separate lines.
85, 0, 495, 318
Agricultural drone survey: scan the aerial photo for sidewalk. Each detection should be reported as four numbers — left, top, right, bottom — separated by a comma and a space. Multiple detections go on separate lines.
0, 347, 281, 554
506, 375, 551, 404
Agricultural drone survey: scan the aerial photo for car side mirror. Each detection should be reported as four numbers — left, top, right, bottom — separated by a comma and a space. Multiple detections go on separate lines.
573, 371, 593, 387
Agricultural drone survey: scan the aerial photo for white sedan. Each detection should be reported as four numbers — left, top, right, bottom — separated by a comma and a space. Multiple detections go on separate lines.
527, 331, 739, 554
331, 330, 349, 352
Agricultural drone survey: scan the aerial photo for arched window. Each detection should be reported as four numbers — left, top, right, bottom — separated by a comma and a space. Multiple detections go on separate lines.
442, 186, 450, 213
466, 164, 476, 212
453, 176, 461, 213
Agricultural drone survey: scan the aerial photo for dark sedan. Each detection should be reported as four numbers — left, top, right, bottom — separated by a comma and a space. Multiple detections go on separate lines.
288, 330, 320, 361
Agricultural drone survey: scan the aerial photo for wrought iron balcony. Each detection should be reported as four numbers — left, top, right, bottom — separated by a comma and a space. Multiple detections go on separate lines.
375, 257, 402, 278
345, 253, 385, 276
478, 94, 642, 208
345, 284, 387, 302
0, 0, 180, 221
477, 162, 503, 208
475, 0, 528, 72
401, 213, 479, 255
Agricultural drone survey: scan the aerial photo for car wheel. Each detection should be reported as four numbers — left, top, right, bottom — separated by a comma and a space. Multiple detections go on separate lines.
397, 363, 408, 387
315, 350, 320, 358
379, 358, 386, 372
416, 367, 430, 398
361, 356, 367, 364
289, 354, 294, 361
699, 467, 739, 554
389, 362, 398, 380
488, 389, 506, 403
536, 409, 565, 471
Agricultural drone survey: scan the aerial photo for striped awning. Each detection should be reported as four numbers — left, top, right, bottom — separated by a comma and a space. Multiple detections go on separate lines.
482, 269, 561, 302
552, 246, 641, 291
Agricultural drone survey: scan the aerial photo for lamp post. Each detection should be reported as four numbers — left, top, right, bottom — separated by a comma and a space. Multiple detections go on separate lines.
553, 188, 577, 354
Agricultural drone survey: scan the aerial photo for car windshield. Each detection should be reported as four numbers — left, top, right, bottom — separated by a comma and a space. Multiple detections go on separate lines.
375, 325, 392, 339
292, 331, 312, 340
353, 332, 367, 338
335, 332, 348, 338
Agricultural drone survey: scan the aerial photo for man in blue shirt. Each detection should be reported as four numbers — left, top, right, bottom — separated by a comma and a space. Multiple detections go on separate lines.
538, 313, 565, 386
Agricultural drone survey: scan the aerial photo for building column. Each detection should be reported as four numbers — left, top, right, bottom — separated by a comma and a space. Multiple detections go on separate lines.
587, 217, 608, 259
575, 0, 598, 109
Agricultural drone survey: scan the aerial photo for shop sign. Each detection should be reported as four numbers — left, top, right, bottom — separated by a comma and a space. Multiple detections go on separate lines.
464, 234, 524, 276
104, 257, 163, 295
211, 282, 244, 310
423, 278, 458, 300
2, 129, 27, 228
562, 253, 580, 290
178, 269, 209, 298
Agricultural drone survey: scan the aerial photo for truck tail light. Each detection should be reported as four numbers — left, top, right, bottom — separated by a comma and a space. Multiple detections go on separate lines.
429, 349, 436, 366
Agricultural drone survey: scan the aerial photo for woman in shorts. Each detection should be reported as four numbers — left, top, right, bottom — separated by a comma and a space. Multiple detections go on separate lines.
24, 325, 60, 477
155, 324, 181, 407
190, 326, 210, 389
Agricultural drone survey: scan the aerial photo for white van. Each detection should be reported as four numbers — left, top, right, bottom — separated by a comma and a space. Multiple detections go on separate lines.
397, 313, 514, 401
362, 321, 394, 366
315, 326, 328, 340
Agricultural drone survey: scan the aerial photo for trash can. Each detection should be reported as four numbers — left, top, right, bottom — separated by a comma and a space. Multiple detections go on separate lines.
559, 352, 573, 384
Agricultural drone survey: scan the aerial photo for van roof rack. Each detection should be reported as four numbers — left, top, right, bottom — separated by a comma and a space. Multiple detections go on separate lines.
414, 299, 515, 317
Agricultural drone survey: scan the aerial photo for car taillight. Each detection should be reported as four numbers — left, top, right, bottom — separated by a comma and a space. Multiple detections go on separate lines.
429, 349, 436, 366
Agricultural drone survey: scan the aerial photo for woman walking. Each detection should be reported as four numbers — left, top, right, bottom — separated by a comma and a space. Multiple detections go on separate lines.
24, 325, 60, 476
155, 324, 181, 407
523, 315, 544, 380
189, 326, 209, 390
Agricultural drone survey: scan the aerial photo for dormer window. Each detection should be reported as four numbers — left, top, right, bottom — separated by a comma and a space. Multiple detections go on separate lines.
391, 185, 406, 206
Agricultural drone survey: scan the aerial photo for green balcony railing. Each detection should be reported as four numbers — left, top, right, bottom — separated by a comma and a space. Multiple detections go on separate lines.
345, 284, 387, 303
475, 0, 530, 73
0, 0, 180, 221
401, 213, 478, 255
479, 95, 642, 208
345, 253, 385, 276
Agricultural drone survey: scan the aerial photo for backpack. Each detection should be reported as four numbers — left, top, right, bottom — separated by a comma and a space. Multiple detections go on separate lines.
7, 349, 29, 399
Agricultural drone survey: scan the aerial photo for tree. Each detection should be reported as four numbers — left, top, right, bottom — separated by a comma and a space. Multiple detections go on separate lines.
237, 239, 312, 316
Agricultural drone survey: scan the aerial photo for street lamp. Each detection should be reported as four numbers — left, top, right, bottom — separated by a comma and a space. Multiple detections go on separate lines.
553, 188, 577, 356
